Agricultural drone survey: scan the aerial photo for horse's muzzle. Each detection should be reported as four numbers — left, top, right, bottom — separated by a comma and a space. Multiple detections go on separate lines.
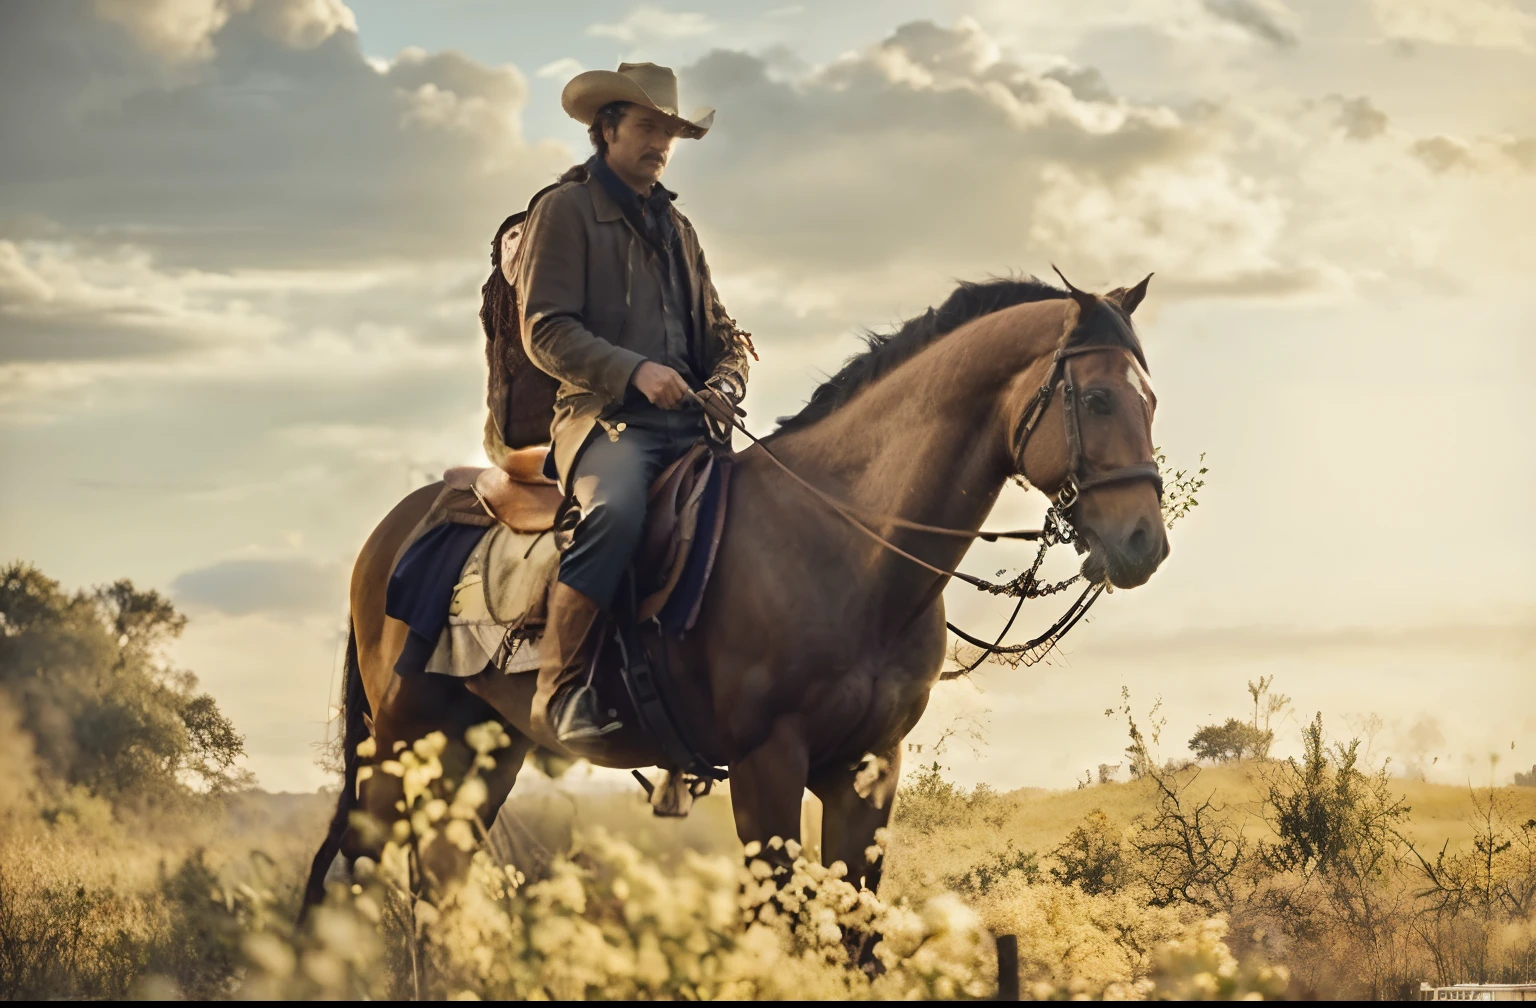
1081, 517, 1169, 590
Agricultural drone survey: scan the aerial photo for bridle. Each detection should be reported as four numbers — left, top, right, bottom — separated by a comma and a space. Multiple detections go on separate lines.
1009, 343, 1163, 511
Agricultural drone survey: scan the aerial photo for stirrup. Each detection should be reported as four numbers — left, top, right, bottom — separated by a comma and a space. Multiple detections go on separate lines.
553, 684, 623, 744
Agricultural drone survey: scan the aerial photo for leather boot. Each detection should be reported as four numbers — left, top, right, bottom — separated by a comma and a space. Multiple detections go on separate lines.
531, 582, 622, 747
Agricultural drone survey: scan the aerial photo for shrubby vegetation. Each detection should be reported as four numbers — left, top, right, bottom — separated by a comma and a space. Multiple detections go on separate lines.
0, 563, 322, 998
891, 685, 1536, 999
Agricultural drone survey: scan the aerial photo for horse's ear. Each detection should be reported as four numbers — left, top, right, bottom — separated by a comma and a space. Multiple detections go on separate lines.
1109, 273, 1154, 315
1051, 264, 1098, 316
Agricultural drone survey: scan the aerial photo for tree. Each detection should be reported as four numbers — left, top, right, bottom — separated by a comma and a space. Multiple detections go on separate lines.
1188, 718, 1273, 763
1258, 713, 1409, 880
1049, 809, 1128, 895
0, 562, 248, 803
1247, 675, 1291, 735
1514, 765, 1536, 788
1110, 689, 1246, 910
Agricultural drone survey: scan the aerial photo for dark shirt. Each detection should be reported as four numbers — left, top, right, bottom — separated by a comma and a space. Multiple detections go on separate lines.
587, 156, 698, 391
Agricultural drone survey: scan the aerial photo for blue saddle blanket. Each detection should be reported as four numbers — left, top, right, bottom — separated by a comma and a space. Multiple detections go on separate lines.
386, 520, 488, 677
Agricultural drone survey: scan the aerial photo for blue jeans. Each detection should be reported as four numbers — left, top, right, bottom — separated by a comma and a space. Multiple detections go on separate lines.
557, 407, 704, 609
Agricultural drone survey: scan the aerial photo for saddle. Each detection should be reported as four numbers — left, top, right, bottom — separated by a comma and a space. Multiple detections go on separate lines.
443, 446, 562, 533
438, 441, 729, 634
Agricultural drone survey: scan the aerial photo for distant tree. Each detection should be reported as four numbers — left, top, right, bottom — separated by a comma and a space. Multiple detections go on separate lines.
0, 562, 248, 804
1096, 762, 1121, 785
1188, 718, 1273, 763
1247, 675, 1291, 736
1515, 765, 1536, 788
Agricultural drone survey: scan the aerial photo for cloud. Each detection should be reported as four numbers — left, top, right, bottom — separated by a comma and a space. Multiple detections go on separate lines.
1201, 0, 1297, 48
171, 555, 348, 616
93, 0, 358, 60
587, 7, 716, 45
1331, 95, 1389, 140
672, 19, 1307, 312
1369, 0, 1536, 50
0, 1, 566, 271
1504, 136, 1536, 171
536, 57, 583, 79
1412, 135, 1473, 172
0, 240, 285, 365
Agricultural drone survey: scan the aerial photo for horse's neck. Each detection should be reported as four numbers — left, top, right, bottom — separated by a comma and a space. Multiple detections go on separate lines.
768, 308, 1057, 593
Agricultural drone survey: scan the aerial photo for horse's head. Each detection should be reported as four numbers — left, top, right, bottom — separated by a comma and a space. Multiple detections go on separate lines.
1011, 274, 1169, 589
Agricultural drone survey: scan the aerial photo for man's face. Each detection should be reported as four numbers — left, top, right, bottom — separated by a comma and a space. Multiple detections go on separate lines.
604, 107, 681, 188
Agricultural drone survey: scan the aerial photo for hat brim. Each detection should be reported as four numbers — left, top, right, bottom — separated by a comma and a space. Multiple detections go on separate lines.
561, 69, 713, 139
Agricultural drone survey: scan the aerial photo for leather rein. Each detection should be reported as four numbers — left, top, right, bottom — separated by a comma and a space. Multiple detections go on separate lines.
692, 341, 1162, 586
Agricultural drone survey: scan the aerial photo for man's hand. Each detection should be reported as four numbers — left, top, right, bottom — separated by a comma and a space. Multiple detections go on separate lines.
631, 361, 690, 409
695, 387, 740, 427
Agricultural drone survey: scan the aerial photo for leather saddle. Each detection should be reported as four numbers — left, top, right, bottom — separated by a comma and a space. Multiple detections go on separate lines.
443, 446, 561, 533
440, 442, 729, 633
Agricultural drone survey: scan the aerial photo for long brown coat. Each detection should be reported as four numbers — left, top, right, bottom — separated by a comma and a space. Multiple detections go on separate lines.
516, 169, 752, 486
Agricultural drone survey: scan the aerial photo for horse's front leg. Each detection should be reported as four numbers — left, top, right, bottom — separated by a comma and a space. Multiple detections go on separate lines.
808, 742, 901, 893
728, 715, 810, 878
809, 742, 902, 971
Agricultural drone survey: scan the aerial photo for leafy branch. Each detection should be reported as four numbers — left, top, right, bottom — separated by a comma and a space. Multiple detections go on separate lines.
1156, 449, 1207, 528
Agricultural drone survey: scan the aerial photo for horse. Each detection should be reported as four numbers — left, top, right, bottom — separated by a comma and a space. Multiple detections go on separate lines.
300, 272, 1170, 915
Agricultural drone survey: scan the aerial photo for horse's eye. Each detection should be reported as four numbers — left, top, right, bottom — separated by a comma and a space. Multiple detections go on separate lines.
1085, 390, 1113, 415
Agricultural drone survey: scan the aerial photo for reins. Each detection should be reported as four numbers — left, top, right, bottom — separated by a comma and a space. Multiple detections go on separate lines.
684, 339, 1162, 668
687, 388, 1031, 592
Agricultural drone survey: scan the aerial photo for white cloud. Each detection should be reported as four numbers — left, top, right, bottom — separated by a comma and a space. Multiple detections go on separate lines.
93, 0, 357, 60
0, 3, 566, 270
672, 19, 1305, 312
536, 56, 584, 79
587, 6, 717, 45
92, 0, 232, 60
1370, 0, 1536, 50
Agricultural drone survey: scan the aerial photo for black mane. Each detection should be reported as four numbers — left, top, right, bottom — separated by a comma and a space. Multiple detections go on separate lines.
771, 275, 1070, 436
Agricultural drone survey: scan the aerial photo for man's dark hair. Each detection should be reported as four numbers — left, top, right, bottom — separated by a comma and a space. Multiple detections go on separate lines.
588, 100, 632, 157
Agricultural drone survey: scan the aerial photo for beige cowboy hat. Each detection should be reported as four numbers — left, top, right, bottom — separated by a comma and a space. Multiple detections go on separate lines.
561, 62, 715, 139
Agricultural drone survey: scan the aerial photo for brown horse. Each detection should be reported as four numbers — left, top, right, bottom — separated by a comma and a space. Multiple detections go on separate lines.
301, 274, 1169, 911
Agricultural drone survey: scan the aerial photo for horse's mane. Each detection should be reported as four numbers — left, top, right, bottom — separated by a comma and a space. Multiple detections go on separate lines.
772, 276, 1070, 436
770, 274, 1150, 436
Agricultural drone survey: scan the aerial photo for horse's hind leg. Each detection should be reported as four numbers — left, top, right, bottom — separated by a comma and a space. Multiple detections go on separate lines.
353, 672, 532, 894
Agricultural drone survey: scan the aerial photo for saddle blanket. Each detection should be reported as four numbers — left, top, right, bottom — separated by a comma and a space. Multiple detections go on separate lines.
420, 523, 560, 678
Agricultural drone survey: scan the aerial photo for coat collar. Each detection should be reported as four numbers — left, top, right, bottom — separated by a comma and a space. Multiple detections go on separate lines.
585, 170, 627, 223
585, 155, 680, 226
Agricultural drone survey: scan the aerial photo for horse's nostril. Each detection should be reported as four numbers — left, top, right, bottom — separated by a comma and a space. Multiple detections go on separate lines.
1127, 526, 1149, 558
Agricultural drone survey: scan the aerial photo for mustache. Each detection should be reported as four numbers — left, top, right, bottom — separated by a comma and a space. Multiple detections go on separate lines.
641, 151, 667, 163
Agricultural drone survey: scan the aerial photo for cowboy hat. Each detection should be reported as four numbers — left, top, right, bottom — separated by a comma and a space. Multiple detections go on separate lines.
561, 62, 715, 139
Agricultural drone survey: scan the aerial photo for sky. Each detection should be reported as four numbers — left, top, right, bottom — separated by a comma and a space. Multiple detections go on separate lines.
1, 0, 1533, 794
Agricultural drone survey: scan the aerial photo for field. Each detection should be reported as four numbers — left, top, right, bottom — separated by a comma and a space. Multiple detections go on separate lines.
2, 563, 1533, 999
4, 745, 1534, 999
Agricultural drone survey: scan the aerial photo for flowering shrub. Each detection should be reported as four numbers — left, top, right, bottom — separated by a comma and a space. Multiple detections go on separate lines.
207, 722, 1288, 1001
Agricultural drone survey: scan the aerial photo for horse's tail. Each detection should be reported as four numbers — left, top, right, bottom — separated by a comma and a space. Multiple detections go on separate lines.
298, 622, 369, 924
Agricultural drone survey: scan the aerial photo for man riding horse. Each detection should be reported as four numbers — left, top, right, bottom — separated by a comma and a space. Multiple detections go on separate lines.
513, 63, 753, 747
